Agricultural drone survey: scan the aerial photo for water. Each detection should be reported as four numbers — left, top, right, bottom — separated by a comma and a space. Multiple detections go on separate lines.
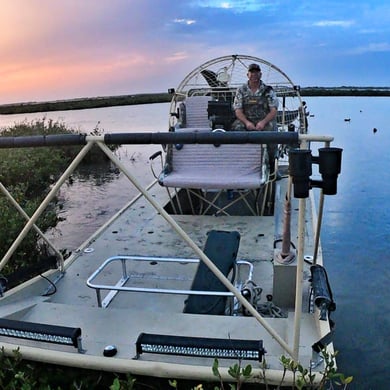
1, 98, 389, 388
306, 97, 390, 389
1, 104, 170, 249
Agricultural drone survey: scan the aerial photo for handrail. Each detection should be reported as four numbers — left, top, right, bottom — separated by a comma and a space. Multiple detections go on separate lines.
86, 255, 253, 308
0, 131, 333, 149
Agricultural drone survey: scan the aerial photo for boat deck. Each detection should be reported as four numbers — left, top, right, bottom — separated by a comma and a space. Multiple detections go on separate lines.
0, 176, 321, 372
52, 213, 276, 309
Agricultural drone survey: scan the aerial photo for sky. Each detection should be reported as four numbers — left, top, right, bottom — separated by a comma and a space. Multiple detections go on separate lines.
1, 0, 389, 104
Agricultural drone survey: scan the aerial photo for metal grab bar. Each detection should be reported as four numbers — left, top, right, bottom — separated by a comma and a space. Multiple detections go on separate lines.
86, 255, 253, 308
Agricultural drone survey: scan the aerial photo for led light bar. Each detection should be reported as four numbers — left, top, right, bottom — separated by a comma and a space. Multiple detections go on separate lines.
136, 333, 265, 361
0, 318, 84, 353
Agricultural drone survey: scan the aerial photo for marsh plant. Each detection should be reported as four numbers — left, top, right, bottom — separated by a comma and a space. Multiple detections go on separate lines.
205, 349, 352, 390
0, 344, 352, 389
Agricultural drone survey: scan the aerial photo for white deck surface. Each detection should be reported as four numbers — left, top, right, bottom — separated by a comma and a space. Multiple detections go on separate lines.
0, 177, 324, 376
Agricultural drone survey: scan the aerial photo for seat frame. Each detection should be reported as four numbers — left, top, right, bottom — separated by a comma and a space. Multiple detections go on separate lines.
158, 128, 271, 216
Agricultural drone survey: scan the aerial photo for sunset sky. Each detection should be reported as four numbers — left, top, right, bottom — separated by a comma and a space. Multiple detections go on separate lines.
1, 0, 389, 104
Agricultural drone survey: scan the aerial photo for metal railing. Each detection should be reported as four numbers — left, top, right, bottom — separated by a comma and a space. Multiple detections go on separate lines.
86, 255, 253, 308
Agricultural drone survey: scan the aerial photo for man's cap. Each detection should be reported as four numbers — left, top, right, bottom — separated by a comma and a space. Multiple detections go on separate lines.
248, 63, 261, 72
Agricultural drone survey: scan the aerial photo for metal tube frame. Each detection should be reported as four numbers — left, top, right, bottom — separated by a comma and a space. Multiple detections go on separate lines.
0, 142, 94, 272
86, 255, 254, 308
0, 132, 335, 361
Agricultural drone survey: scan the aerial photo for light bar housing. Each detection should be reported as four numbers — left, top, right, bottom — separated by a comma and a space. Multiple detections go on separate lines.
0, 318, 84, 353
136, 332, 265, 361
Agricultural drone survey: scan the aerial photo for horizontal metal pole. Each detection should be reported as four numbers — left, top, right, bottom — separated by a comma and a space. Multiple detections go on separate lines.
0, 131, 301, 148
103, 131, 300, 145
90, 284, 236, 297
87, 255, 252, 298
0, 134, 87, 148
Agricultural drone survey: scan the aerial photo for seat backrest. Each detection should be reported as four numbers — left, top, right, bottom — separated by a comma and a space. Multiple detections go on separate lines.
183, 230, 240, 315
183, 96, 212, 128
159, 128, 269, 190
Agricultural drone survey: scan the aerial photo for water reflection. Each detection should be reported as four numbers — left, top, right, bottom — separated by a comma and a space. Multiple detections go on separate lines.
48, 142, 163, 251
307, 97, 390, 388
1, 104, 169, 251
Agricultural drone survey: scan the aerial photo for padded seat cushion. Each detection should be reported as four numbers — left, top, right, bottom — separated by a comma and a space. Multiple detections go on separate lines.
159, 142, 268, 189
183, 230, 240, 315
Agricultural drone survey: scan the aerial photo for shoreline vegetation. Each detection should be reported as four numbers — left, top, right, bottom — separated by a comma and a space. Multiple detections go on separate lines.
1, 87, 389, 115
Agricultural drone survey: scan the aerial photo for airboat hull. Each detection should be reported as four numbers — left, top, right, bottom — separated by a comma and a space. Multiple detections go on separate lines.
0, 179, 330, 383
0, 55, 339, 386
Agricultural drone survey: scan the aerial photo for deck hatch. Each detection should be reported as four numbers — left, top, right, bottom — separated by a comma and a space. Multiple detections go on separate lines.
0, 318, 84, 352
136, 332, 265, 361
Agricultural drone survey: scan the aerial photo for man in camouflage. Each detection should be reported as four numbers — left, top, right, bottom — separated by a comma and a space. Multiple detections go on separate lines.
232, 63, 278, 131
232, 63, 279, 171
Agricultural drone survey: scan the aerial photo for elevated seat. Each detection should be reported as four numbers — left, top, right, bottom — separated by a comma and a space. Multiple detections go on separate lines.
160, 143, 267, 189
183, 230, 240, 315
158, 128, 270, 215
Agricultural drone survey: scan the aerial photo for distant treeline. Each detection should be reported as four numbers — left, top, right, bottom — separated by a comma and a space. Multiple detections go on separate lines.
300, 86, 390, 97
1, 87, 389, 115
0, 93, 171, 115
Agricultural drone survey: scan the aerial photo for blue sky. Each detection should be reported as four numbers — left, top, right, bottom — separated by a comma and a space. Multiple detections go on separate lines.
1, 0, 389, 103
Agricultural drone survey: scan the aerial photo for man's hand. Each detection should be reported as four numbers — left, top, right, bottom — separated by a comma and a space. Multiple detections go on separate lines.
255, 120, 267, 130
246, 121, 256, 130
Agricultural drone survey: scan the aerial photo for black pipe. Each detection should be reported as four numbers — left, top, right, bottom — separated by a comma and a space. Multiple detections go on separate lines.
0, 134, 87, 148
0, 131, 299, 149
104, 131, 299, 145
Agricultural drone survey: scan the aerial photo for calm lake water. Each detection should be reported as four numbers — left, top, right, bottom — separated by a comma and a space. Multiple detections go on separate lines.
1, 97, 389, 389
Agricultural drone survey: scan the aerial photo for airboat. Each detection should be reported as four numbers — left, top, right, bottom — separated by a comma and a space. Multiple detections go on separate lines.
0, 54, 342, 386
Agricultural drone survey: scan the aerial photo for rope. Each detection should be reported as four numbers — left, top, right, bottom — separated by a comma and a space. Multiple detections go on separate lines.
257, 301, 286, 318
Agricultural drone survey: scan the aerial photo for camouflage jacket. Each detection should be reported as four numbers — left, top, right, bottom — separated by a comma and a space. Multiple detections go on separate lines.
233, 81, 279, 129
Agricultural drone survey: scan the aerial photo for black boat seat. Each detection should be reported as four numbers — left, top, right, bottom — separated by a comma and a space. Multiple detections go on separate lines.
183, 230, 240, 315
207, 100, 235, 130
